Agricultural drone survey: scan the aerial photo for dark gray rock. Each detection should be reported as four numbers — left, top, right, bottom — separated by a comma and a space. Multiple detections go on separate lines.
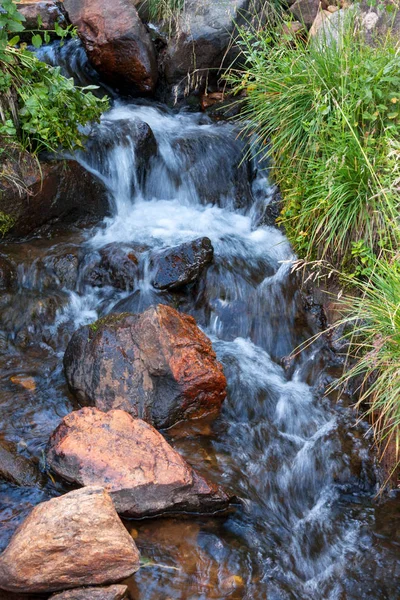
83, 242, 148, 290
151, 237, 213, 290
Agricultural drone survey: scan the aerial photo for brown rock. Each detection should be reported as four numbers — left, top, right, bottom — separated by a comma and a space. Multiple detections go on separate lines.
0, 438, 40, 487
50, 584, 128, 600
289, 0, 322, 27
0, 152, 109, 238
47, 408, 231, 517
64, 305, 227, 428
16, 1, 68, 41
63, 0, 158, 94
0, 486, 140, 593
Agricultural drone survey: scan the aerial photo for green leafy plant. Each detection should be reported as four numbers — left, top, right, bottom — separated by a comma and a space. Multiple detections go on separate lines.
0, 0, 108, 155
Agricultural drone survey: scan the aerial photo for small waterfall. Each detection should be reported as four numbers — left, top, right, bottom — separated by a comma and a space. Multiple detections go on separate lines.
0, 40, 397, 600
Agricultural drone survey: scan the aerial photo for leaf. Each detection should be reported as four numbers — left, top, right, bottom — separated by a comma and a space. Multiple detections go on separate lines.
8, 35, 20, 46
31, 34, 43, 48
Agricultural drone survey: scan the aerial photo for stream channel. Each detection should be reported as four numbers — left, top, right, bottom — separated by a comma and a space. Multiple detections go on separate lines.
0, 40, 399, 600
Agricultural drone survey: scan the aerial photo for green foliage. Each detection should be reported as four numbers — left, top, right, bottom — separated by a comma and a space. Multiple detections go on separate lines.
144, 0, 185, 22
226, 12, 400, 274
334, 258, 400, 476
0, 210, 15, 236
0, 1, 108, 155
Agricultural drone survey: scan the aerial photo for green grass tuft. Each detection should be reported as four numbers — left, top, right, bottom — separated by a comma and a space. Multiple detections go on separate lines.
226, 12, 400, 274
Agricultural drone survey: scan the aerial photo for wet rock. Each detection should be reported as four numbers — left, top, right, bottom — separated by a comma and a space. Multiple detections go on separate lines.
63, 0, 158, 94
50, 584, 129, 600
40, 244, 80, 290
0, 290, 68, 348
47, 407, 231, 517
16, 1, 68, 42
0, 255, 16, 291
0, 152, 110, 238
86, 118, 158, 186
84, 242, 147, 290
64, 304, 227, 428
0, 439, 40, 487
0, 486, 140, 593
150, 237, 213, 290
170, 132, 254, 209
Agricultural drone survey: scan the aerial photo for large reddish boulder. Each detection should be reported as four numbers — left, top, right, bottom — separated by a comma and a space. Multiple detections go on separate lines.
63, 0, 158, 94
47, 408, 230, 517
0, 486, 139, 594
64, 305, 227, 428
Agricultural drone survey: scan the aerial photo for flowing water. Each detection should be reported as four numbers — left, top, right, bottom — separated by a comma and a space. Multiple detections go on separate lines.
0, 42, 399, 600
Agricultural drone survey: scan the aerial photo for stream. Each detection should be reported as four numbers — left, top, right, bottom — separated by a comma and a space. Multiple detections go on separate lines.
0, 40, 399, 600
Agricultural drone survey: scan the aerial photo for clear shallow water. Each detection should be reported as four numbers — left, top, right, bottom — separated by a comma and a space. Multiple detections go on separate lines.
0, 73, 399, 599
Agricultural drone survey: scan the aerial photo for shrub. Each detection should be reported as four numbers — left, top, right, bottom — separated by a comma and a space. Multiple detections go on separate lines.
226, 12, 400, 273
0, 0, 108, 155
334, 258, 400, 477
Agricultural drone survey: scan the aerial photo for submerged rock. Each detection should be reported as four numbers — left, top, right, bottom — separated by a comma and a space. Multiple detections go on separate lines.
0, 439, 40, 487
0, 256, 16, 291
63, 0, 158, 94
0, 486, 140, 593
64, 304, 226, 428
150, 237, 214, 290
84, 242, 147, 290
50, 585, 128, 600
47, 407, 230, 517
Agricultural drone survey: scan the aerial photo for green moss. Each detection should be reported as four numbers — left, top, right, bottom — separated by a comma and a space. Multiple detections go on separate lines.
0, 211, 15, 236
88, 312, 133, 334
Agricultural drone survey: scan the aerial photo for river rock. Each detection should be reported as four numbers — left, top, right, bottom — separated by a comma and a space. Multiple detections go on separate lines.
86, 118, 158, 185
47, 408, 230, 516
0, 486, 140, 593
0, 151, 110, 238
64, 304, 227, 428
0, 439, 40, 487
40, 244, 80, 290
154, 0, 266, 99
50, 585, 128, 600
84, 242, 147, 290
16, 1, 68, 41
150, 237, 213, 290
63, 0, 158, 94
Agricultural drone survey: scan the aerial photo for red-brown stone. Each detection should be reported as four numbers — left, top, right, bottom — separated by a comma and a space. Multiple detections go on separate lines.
63, 0, 157, 94
47, 408, 231, 517
0, 487, 140, 593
